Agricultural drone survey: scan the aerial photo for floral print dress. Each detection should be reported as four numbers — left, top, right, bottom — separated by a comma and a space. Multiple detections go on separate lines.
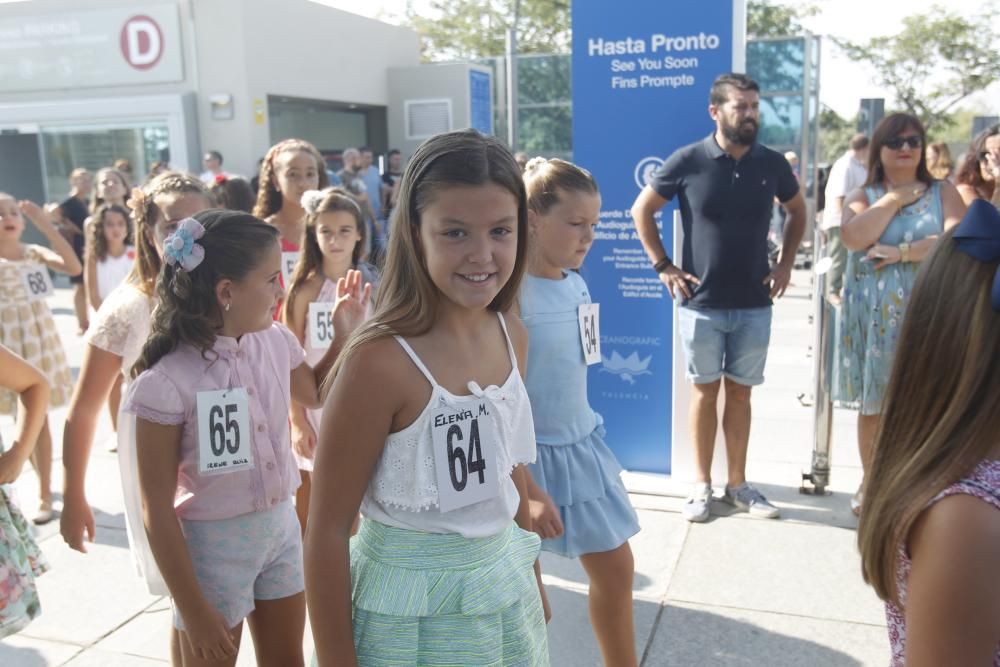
886, 459, 1000, 665
833, 182, 943, 415
0, 437, 49, 638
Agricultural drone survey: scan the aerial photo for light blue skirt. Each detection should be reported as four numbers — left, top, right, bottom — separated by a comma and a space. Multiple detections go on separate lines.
528, 420, 641, 558
345, 519, 549, 667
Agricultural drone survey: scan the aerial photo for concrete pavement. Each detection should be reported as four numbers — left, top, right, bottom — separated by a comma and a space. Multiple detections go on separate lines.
0, 271, 889, 666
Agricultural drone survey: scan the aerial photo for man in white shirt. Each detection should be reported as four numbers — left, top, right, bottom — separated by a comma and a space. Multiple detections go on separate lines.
822, 133, 869, 304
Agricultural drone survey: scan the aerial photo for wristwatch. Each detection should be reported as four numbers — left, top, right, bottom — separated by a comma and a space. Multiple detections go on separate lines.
653, 256, 673, 273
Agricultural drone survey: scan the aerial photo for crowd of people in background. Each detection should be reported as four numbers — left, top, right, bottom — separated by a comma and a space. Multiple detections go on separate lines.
0, 74, 997, 665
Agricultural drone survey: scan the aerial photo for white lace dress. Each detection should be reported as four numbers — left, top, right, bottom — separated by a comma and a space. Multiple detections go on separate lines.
84, 282, 167, 595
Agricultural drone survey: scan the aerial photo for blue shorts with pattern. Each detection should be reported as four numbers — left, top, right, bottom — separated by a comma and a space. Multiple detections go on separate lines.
678, 306, 773, 386
173, 499, 303, 630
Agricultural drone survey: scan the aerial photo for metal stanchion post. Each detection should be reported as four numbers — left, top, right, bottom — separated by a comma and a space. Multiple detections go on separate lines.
801, 227, 834, 495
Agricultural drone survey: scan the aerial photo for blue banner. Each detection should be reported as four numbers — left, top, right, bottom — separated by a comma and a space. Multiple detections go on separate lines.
469, 69, 493, 135
572, 2, 736, 473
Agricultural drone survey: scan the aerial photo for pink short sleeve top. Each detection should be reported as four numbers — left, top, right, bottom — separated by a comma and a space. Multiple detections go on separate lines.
124, 323, 307, 521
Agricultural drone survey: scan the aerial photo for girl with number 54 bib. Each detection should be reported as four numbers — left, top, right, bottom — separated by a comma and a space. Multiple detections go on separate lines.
305, 130, 550, 667
520, 158, 641, 666
0, 194, 80, 525
125, 210, 370, 666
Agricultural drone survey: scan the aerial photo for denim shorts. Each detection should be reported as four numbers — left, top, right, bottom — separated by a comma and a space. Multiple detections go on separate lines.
174, 499, 303, 630
678, 306, 773, 386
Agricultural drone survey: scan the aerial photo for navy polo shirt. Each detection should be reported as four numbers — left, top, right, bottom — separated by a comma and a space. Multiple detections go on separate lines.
650, 134, 799, 309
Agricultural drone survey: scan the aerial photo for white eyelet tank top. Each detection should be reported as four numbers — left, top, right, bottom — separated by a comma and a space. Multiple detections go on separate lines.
359, 312, 537, 538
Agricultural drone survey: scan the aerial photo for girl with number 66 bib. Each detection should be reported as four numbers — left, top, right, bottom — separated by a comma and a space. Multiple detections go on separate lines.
284, 187, 379, 532
305, 130, 550, 666
520, 158, 641, 666
0, 193, 81, 525
125, 209, 370, 666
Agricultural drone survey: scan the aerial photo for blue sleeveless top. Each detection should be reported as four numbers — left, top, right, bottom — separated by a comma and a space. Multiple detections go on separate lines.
520, 272, 599, 446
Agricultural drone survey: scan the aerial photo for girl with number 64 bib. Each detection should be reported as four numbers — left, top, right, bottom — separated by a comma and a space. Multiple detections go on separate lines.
305, 130, 550, 666
520, 158, 641, 666
125, 209, 370, 666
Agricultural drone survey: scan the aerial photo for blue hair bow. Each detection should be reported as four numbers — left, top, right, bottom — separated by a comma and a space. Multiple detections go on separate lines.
952, 199, 1000, 312
163, 217, 206, 272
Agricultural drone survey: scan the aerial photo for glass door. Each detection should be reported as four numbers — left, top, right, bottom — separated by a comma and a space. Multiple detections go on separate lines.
39, 121, 170, 200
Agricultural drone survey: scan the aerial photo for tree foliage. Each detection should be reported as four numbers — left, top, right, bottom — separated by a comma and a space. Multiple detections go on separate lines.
819, 107, 856, 163
747, 1, 819, 39
405, 0, 570, 61
837, 5, 1000, 132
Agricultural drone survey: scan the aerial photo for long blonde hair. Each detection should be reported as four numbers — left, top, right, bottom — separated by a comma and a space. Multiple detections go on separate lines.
858, 229, 1000, 604
326, 129, 527, 385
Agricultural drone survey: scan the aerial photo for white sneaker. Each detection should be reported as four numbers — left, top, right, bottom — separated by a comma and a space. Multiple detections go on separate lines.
722, 482, 780, 519
682, 483, 713, 522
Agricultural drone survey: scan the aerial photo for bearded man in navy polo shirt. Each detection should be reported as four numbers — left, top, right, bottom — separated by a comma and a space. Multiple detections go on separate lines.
630, 73, 806, 523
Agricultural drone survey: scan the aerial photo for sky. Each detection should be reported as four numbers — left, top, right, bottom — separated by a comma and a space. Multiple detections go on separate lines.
314, 0, 1000, 120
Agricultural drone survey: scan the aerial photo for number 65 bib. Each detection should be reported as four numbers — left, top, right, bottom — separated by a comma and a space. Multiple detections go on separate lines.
431, 401, 500, 512
196, 388, 254, 475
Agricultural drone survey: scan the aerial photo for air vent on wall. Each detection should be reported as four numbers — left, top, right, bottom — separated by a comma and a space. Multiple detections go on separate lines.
405, 99, 452, 140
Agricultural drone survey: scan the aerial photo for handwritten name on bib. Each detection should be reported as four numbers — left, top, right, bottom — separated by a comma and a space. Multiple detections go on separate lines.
431, 401, 500, 512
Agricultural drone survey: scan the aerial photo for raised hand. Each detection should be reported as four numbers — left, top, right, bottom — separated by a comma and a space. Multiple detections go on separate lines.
330, 269, 373, 341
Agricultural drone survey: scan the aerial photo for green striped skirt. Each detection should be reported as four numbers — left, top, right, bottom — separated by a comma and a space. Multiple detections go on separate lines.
348, 519, 549, 667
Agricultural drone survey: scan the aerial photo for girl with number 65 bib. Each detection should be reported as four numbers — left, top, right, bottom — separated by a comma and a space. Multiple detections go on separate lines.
0, 193, 80, 525
305, 130, 550, 667
284, 187, 379, 531
125, 209, 370, 666
520, 158, 641, 666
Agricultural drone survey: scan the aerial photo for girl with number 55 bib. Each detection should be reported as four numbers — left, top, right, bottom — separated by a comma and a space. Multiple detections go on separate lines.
520, 158, 641, 666
305, 130, 550, 667
284, 187, 379, 532
0, 194, 80, 525
125, 210, 370, 666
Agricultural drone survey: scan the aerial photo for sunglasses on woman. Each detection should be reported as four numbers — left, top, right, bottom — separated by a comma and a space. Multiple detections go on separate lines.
884, 136, 922, 150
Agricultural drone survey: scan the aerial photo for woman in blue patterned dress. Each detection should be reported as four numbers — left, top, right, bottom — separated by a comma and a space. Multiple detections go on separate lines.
835, 113, 966, 515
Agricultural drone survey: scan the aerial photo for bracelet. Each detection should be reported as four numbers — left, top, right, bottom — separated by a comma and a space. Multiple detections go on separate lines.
653, 256, 673, 273
899, 242, 910, 263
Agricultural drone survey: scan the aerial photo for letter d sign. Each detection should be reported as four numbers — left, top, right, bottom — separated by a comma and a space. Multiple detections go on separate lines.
121, 16, 164, 70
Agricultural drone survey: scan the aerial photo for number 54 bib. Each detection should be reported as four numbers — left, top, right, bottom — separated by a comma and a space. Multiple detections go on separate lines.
431, 401, 500, 512
196, 388, 254, 475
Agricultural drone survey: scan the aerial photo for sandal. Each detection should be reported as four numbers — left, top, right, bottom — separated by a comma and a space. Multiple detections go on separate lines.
33, 499, 54, 525
850, 488, 863, 517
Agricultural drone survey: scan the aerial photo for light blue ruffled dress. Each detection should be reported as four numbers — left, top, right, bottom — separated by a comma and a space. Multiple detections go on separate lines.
521, 272, 640, 557
833, 182, 944, 415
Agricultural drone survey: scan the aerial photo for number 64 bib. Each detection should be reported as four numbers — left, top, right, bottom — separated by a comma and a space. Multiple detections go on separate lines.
431, 401, 500, 512
196, 388, 254, 475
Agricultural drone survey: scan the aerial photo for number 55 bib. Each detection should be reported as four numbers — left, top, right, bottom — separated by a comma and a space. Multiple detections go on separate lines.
430, 401, 500, 512
196, 388, 254, 475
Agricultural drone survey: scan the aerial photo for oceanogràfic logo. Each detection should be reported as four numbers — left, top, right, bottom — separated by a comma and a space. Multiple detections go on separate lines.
600, 350, 652, 385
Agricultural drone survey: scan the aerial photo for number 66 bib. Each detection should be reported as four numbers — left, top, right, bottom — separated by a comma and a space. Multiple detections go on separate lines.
431, 401, 500, 512
196, 388, 254, 475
